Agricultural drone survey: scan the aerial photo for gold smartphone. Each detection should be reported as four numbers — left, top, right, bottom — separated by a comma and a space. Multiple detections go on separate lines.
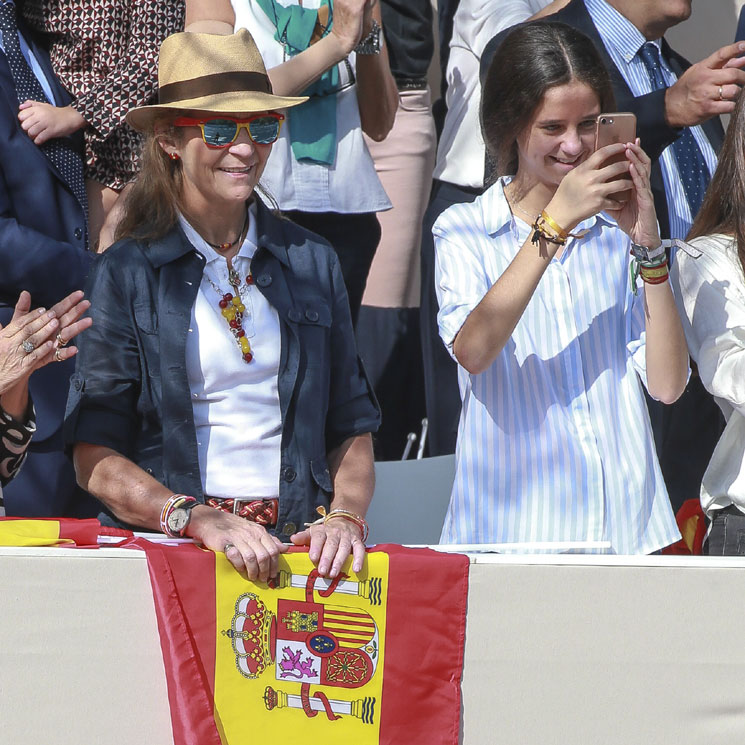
594, 112, 637, 202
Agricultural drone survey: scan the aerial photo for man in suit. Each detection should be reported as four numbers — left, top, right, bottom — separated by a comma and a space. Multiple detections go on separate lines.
481, 0, 745, 514
0, 0, 96, 515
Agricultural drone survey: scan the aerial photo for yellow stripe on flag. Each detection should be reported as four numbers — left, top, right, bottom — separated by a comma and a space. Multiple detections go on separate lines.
0, 520, 66, 547
214, 552, 389, 745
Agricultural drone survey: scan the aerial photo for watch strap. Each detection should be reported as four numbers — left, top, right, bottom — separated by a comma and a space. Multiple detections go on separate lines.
160, 494, 198, 537
354, 19, 381, 55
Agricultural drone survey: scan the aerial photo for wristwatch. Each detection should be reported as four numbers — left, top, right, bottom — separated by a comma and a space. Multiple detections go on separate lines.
161, 494, 199, 538
630, 242, 666, 265
354, 19, 381, 55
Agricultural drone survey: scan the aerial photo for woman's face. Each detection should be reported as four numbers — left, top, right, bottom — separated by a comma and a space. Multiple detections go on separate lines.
515, 81, 601, 192
165, 111, 273, 214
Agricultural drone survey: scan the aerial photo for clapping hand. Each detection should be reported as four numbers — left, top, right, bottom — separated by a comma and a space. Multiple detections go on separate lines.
0, 290, 91, 396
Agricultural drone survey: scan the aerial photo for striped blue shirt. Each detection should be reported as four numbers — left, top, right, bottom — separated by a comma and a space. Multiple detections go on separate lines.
434, 179, 681, 554
584, 0, 717, 240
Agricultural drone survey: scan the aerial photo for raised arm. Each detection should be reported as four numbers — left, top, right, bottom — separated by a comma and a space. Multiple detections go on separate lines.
446, 145, 634, 374
186, 0, 396, 139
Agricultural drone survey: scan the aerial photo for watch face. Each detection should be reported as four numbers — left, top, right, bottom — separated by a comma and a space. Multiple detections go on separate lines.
167, 508, 190, 535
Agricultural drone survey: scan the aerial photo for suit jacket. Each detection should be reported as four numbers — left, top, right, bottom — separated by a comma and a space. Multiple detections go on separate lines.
480, 0, 725, 238
0, 14, 93, 441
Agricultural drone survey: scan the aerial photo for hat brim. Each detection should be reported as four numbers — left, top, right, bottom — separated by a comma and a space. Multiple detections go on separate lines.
126, 90, 308, 132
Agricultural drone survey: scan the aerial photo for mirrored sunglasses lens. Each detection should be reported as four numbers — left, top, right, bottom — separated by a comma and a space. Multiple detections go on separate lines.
248, 116, 280, 144
202, 119, 239, 147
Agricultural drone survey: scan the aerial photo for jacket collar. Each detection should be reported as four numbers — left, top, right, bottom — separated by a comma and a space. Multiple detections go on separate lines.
144, 198, 292, 268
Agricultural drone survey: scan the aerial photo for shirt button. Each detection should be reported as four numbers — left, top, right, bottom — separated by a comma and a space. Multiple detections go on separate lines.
305, 309, 319, 322
282, 466, 297, 482
74, 227, 83, 239
282, 522, 296, 536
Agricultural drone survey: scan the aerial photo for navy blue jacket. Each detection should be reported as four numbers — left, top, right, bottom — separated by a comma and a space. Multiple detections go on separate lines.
480, 0, 725, 239
0, 12, 91, 515
64, 202, 381, 536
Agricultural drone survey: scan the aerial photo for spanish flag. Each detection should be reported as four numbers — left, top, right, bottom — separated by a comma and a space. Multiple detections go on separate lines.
0, 517, 103, 547
139, 543, 469, 745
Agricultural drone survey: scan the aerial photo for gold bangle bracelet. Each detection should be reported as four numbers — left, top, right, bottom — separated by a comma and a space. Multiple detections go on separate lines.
540, 211, 570, 240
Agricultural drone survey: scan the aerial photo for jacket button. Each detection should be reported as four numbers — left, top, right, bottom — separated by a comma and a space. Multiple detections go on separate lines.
74, 227, 83, 239
73, 378, 82, 391
282, 466, 297, 482
287, 309, 302, 322
257, 273, 272, 287
305, 309, 319, 322
282, 522, 296, 536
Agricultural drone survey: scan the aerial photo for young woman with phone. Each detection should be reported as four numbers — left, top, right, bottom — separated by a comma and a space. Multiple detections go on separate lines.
434, 22, 688, 553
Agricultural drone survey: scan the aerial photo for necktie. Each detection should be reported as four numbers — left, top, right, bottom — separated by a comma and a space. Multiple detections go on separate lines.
637, 42, 710, 219
0, 2, 88, 224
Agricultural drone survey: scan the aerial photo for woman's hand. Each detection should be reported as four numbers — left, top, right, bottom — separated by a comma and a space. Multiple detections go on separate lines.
0, 290, 91, 396
330, 0, 376, 55
546, 143, 633, 231
187, 506, 287, 582
290, 516, 365, 578
605, 140, 661, 248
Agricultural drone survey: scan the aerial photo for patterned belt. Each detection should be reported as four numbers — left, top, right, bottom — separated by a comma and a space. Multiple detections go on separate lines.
206, 497, 279, 527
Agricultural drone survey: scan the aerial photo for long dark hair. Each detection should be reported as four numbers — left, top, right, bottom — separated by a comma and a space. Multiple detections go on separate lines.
687, 90, 745, 277
481, 22, 615, 180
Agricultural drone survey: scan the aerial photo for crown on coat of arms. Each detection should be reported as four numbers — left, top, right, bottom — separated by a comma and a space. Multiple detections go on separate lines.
222, 593, 276, 678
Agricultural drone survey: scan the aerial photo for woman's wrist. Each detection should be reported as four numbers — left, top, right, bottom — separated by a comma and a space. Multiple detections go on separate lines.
542, 198, 581, 235
0, 381, 30, 421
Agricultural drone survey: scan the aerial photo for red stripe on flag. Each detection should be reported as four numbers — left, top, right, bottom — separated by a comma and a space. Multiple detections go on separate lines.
374, 544, 469, 745
130, 540, 222, 745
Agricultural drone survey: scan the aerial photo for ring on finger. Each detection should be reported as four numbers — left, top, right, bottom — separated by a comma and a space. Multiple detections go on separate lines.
223, 542, 235, 553
21, 339, 35, 354
56, 332, 69, 347
54, 348, 63, 363
719, 85, 724, 101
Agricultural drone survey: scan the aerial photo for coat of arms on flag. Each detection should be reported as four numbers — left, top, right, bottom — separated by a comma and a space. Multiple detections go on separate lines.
215, 553, 388, 743
141, 542, 469, 745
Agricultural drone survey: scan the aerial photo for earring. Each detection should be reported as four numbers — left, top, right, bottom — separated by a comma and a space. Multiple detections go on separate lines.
168, 152, 180, 161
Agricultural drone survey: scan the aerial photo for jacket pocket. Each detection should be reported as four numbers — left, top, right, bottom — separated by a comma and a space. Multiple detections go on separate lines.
310, 457, 333, 494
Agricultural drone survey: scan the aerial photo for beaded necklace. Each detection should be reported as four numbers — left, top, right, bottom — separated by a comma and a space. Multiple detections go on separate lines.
204, 266, 256, 363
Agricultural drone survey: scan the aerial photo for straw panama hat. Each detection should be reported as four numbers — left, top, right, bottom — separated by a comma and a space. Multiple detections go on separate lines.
126, 29, 308, 132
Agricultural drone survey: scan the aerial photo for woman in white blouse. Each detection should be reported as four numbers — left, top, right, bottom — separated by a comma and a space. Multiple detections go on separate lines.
672, 90, 745, 555
185, 0, 398, 325
434, 22, 688, 553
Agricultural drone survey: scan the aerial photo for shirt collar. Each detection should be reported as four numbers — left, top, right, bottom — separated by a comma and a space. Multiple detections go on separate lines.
584, 0, 662, 63
482, 176, 615, 238
179, 201, 259, 265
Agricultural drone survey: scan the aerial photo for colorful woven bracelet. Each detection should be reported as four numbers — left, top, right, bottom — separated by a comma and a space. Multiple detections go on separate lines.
159, 493, 195, 536
639, 261, 669, 281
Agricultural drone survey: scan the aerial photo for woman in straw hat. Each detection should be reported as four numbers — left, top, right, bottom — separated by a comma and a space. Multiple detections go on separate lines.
184, 0, 398, 326
66, 30, 380, 580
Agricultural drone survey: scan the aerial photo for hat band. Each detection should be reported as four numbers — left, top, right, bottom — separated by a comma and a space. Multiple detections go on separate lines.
158, 71, 273, 105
